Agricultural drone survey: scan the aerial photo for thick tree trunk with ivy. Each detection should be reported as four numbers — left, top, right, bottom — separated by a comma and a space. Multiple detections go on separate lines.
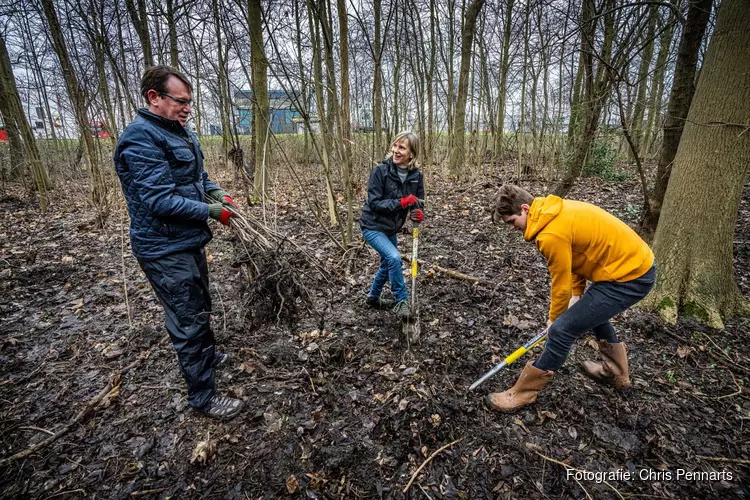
642, 0, 750, 328
448, 0, 485, 179
639, 0, 713, 239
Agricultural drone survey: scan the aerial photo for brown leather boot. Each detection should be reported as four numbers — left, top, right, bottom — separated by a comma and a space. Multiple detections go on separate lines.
487, 361, 554, 413
581, 340, 630, 389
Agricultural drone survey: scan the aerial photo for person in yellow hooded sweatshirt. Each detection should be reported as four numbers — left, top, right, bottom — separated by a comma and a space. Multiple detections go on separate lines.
487, 184, 656, 412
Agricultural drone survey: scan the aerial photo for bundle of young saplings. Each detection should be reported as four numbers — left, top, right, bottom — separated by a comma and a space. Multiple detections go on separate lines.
221, 204, 328, 329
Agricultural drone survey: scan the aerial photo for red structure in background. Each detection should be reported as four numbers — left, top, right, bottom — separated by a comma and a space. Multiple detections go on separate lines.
90, 121, 110, 139
0, 128, 7, 141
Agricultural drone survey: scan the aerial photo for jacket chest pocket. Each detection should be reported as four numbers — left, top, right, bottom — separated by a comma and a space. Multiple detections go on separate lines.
406, 179, 419, 196
385, 178, 402, 198
170, 147, 198, 185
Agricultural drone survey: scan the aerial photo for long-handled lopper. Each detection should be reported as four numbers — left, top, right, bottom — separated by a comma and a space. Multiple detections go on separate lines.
469, 329, 548, 391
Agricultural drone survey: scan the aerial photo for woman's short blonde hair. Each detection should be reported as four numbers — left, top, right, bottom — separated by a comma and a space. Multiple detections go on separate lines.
390, 131, 420, 170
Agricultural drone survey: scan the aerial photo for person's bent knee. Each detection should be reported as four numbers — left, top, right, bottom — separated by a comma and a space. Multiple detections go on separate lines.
384, 252, 402, 268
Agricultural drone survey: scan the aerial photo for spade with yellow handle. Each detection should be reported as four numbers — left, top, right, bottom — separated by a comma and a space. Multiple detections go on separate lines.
469, 329, 548, 391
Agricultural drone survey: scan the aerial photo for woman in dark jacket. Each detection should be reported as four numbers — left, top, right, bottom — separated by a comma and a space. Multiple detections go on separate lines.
359, 131, 424, 319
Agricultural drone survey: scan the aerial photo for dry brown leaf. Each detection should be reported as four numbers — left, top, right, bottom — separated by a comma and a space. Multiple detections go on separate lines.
431, 413, 442, 427
514, 417, 530, 433
677, 345, 693, 358
538, 410, 557, 424
286, 475, 299, 494
305, 472, 328, 488
190, 434, 217, 465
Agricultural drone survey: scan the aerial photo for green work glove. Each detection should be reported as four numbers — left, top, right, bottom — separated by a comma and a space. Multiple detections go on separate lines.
206, 189, 237, 208
208, 203, 235, 226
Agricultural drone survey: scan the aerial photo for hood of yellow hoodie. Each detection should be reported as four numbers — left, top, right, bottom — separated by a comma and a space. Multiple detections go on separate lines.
524, 195, 563, 241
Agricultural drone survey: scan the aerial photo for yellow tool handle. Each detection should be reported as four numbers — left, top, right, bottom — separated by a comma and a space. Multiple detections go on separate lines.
410, 227, 420, 278
506, 330, 548, 365
468, 329, 548, 391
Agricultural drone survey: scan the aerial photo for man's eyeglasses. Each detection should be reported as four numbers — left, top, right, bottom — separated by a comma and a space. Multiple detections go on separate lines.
159, 92, 194, 106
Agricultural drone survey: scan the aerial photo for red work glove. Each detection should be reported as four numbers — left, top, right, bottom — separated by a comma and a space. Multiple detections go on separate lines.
208, 203, 236, 226
400, 194, 418, 209
222, 195, 237, 208
410, 209, 424, 222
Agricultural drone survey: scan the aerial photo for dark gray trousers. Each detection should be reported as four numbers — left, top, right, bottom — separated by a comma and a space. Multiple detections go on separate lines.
139, 248, 216, 408
534, 265, 656, 372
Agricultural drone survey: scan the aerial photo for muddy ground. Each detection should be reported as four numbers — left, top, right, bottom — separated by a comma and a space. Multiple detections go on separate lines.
1, 168, 749, 499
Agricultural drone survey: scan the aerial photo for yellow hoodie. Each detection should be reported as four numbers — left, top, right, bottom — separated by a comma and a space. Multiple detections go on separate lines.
524, 195, 654, 322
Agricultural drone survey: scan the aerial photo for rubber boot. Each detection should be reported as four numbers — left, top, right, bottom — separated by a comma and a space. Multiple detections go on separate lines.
580, 340, 630, 389
487, 361, 554, 413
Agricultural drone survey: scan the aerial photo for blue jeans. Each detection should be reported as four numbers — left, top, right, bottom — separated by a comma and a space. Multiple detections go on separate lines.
534, 265, 656, 372
362, 229, 408, 303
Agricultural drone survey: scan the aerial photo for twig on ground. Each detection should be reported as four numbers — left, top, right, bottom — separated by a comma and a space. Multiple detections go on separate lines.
130, 487, 168, 497
44, 489, 86, 499
19, 426, 55, 436
695, 455, 750, 465
0, 356, 143, 466
659, 329, 750, 377
212, 282, 227, 335
403, 439, 463, 493
400, 256, 492, 285
120, 210, 133, 330
714, 372, 743, 400
527, 446, 624, 500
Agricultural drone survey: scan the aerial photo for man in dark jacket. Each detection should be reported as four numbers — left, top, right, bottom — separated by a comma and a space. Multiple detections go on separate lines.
114, 65, 243, 419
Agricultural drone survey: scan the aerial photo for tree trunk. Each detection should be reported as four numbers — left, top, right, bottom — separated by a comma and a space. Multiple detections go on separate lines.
517, 0, 530, 178
448, 0, 486, 179
642, 7, 677, 159
0, 33, 51, 205
248, 0, 270, 199
392, 3, 401, 136
166, 0, 179, 68
372, 0, 383, 157
642, 0, 750, 328
125, 0, 153, 68
494, 0, 514, 168
212, 0, 232, 154
41, 0, 107, 213
554, 0, 615, 197
640, 0, 713, 239
307, 0, 339, 227
336, 0, 353, 245
628, 5, 657, 163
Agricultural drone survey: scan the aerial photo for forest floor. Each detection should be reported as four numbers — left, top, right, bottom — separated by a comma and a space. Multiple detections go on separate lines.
1, 166, 749, 499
